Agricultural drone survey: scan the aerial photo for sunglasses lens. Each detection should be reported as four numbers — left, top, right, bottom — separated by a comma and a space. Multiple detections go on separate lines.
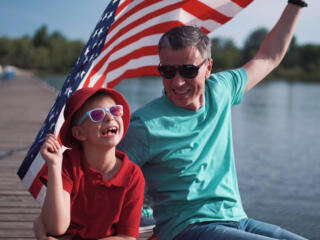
90, 109, 105, 122
179, 65, 198, 78
158, 65, 176, 79
109, 105, 123, 117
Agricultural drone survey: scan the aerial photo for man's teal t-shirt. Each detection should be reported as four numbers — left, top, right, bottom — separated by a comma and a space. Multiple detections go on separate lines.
118, 68, 248, 240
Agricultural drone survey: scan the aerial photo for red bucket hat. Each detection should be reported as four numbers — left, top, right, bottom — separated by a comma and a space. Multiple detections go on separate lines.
60, 87, 130, 148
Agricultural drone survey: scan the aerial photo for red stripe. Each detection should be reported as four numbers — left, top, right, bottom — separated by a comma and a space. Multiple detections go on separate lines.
29, 165, 47, 199
108, 46, 158, 73
182, 0, 231, 24
231, 0, 254, 8
107, 66, 159, 88
82, 76, 91, 88
95, 46, 158, 87
111, 0, 164, 34
115, 0, 133, 17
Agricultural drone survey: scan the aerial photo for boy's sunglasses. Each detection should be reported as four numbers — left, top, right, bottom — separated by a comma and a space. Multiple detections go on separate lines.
77, 105, 123, 126
158, 59, 207, 79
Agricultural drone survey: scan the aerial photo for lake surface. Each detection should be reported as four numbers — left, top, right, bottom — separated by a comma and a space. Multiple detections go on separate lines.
44, 75, 320, 239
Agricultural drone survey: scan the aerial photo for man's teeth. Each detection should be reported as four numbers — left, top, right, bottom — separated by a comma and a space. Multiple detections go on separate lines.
174, 89, 189, 94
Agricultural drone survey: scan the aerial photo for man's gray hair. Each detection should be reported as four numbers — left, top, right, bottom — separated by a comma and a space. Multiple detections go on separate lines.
158, 25, 211, 59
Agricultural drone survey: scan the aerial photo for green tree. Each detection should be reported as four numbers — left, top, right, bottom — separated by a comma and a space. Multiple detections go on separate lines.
242, 27, 268, 63
281, 36, 300, 69
33, 25, 49, 48
0, 37, 16, 65
32, 46, 51, 70
299, 44, 320, 72
13, 36, 35, 68
211, 38, 241, 71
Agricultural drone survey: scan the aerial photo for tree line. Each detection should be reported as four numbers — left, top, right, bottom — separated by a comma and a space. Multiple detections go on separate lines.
0, 25, 319, 81
0, 26, 84, 74
212, 28, 320, 81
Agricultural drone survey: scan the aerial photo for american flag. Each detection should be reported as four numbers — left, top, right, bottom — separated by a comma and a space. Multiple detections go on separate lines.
17, 0, 254, 203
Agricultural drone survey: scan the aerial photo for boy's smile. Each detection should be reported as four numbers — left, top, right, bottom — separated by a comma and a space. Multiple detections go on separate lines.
101, 126, 118, 136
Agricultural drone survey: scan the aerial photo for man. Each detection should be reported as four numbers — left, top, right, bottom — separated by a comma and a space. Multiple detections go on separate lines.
118, 1, 308, 240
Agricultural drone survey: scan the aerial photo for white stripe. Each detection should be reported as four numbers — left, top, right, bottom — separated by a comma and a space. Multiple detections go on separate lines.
201, 0, 243, 17
23, 153, 45, 189
110, 34, 162, 63
36, 185, 47, 205
106, 55, 159, 83
54, 106, 65, 136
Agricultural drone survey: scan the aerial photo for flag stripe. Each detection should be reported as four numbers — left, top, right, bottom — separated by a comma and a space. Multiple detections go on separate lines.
183, 1, 231, 23
232, 0, 253, 8
108, 66, 157, 88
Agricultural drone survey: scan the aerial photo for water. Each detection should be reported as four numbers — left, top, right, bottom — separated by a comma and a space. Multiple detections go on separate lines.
43, 75, 319, 239
232, 81, 320, 240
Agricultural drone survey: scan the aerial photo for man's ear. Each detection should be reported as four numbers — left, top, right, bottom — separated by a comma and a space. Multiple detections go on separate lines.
205, 58, 213, 79
72, 126, 86, 142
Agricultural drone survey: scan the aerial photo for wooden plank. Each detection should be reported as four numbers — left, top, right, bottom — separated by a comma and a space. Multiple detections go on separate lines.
0, 229, 34, 238
0, 221, 33, 230
0, 214, 38, 221
0, 208, 40, 214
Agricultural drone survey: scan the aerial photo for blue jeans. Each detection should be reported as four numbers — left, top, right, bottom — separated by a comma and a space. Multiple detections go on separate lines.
174, 218, 308, 240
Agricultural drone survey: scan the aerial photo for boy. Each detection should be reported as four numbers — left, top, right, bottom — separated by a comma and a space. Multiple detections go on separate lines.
35, 87, 145, 239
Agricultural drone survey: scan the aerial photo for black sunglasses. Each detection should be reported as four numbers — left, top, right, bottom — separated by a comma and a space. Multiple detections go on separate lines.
158, 59, 208, 79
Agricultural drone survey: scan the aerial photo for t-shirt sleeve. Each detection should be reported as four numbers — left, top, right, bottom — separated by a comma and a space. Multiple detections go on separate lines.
39, 152, 74, 194
213, 68, 247, 106
116, 165, 145, 237
117, 115, 150, 167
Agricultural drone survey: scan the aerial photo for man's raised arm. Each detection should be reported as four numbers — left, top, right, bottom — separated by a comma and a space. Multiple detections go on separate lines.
243, 1, 306, 92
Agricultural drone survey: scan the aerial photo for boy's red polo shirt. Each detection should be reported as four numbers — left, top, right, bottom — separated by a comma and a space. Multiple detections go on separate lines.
40, 148, 145, 239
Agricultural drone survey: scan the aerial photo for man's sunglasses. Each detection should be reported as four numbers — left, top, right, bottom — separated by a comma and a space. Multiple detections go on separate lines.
158, 59, 207, 79
77, 105, 123, 126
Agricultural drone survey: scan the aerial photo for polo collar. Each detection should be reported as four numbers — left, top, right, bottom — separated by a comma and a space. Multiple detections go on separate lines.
81, 150, 131, 187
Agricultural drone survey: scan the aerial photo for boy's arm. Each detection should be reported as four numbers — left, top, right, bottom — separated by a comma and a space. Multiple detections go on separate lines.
243, 2, 304, 92
40, 134, 71, 236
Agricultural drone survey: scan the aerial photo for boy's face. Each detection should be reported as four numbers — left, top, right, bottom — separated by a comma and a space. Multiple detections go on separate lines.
72, 94, 124, 149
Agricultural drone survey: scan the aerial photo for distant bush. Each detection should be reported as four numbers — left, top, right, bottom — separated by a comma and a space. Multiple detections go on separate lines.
0, 25, 84, 74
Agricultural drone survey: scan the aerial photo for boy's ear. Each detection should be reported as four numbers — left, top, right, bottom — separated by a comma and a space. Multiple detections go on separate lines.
72, 126, 86, 142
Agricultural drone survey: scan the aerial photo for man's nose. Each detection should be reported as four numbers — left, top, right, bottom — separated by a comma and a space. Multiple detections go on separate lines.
171, 72, 186, 87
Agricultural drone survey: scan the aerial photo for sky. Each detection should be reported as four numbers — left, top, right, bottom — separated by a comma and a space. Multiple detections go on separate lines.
0, 0, 319, 48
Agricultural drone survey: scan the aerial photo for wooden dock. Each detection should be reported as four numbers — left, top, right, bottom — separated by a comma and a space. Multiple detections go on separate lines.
0, 70, 152, 239
0, 70, 57, 239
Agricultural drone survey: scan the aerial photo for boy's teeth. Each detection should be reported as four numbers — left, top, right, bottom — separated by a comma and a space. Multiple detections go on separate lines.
103, 127, 117, 135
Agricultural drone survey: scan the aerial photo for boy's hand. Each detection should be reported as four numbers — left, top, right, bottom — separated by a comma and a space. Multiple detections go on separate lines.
40, 134, 63, 167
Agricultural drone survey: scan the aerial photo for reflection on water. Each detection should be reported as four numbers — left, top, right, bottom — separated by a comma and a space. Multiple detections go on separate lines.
45, 75, 320, 239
